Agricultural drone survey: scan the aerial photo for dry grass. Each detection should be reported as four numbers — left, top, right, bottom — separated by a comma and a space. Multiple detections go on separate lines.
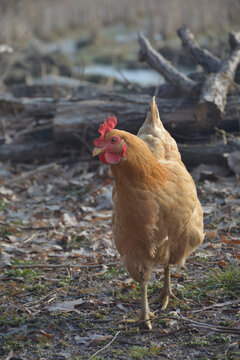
0, 0, 239, 43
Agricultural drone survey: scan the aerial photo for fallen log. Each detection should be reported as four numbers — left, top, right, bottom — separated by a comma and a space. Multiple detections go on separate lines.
0, 92, 57, 117
138, 32, 197, 94
196, 32, 240, 128
0, 86, 239, 144
0, 141, 65, 163
0, 136, 239, 167
179, 138, 240, 167
53, 92, 240, 142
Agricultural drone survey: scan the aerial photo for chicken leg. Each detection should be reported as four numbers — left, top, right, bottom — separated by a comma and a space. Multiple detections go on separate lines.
153, 265, 179, 309
140, 281, 154, 330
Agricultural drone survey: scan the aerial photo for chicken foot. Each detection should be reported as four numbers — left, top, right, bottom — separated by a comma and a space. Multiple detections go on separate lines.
152, 265, 179, 309
140, 281, 154, 330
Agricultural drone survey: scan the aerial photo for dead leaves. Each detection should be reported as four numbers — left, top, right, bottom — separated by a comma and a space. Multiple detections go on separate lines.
0, 158, 240, 359
220, 234, 240, 246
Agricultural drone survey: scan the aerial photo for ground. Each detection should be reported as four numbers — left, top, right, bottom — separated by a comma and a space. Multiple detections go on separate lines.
0, 159, 239, 360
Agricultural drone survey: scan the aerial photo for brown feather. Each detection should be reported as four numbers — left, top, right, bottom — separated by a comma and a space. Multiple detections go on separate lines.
109, 101, 204, 284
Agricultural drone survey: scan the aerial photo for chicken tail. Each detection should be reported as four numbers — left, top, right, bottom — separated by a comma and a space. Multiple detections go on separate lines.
137, 96, 163, 138
149, 96, 162, 127
137, 96, 182, 161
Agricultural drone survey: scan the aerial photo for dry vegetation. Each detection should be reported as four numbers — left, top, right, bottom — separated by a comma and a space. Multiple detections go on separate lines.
0, 0, 239, 42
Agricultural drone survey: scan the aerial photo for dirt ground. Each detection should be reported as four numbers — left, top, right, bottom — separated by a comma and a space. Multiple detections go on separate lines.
0, 159, 240, 360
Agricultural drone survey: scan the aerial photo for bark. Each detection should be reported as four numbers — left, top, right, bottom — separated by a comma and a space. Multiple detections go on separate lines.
196, 36, 240, 128
138, 32, 197, 93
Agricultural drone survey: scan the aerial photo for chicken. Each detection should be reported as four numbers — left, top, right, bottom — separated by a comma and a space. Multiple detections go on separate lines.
92, 97, 204, 330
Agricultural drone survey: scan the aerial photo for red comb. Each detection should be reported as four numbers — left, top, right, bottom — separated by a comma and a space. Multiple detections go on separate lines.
94, 116, 117, 147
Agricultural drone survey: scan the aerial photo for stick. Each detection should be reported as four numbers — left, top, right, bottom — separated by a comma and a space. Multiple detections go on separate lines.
91, 330, 121, 358
192, 299, 240, 313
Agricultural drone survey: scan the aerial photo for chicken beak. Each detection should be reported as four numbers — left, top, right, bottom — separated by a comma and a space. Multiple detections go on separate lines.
92, 147, 104, 157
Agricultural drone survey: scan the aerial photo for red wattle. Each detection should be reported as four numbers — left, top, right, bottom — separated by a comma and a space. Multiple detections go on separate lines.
105, 151, 122, 164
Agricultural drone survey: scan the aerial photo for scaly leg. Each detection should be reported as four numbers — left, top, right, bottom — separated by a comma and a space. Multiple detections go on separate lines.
153, 265, 179, 309
140, 281, 154, 330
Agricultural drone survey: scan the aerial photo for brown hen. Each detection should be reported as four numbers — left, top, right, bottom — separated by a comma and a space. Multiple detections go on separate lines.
92, 97, 204, 329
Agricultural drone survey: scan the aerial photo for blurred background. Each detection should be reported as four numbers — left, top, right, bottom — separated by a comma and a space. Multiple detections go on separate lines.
0, 0, 239, 89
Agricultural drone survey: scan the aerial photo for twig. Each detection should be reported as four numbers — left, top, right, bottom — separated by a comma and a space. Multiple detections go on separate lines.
180, 316, 240, 335
91, 330, 121, 358
153, 326, 187, 338
7, 262, 118, 270
192, 299, 240, 313
8, 264, 72, 269
12, 124, 52, 142
1, 157, 71, 186
73, 132, 92, 153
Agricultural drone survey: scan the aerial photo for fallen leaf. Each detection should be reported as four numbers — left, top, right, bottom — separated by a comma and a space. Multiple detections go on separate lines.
206, 230, 217, 240
48, 299, 95, 312
0, 186, 13, 196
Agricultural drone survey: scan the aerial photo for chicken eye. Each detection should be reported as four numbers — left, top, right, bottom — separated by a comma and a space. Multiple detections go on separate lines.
111, 137, 117, 144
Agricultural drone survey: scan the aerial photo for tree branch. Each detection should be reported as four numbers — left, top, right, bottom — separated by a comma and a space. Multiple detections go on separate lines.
177, 26, 222, 73
138, 32, 197, 93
